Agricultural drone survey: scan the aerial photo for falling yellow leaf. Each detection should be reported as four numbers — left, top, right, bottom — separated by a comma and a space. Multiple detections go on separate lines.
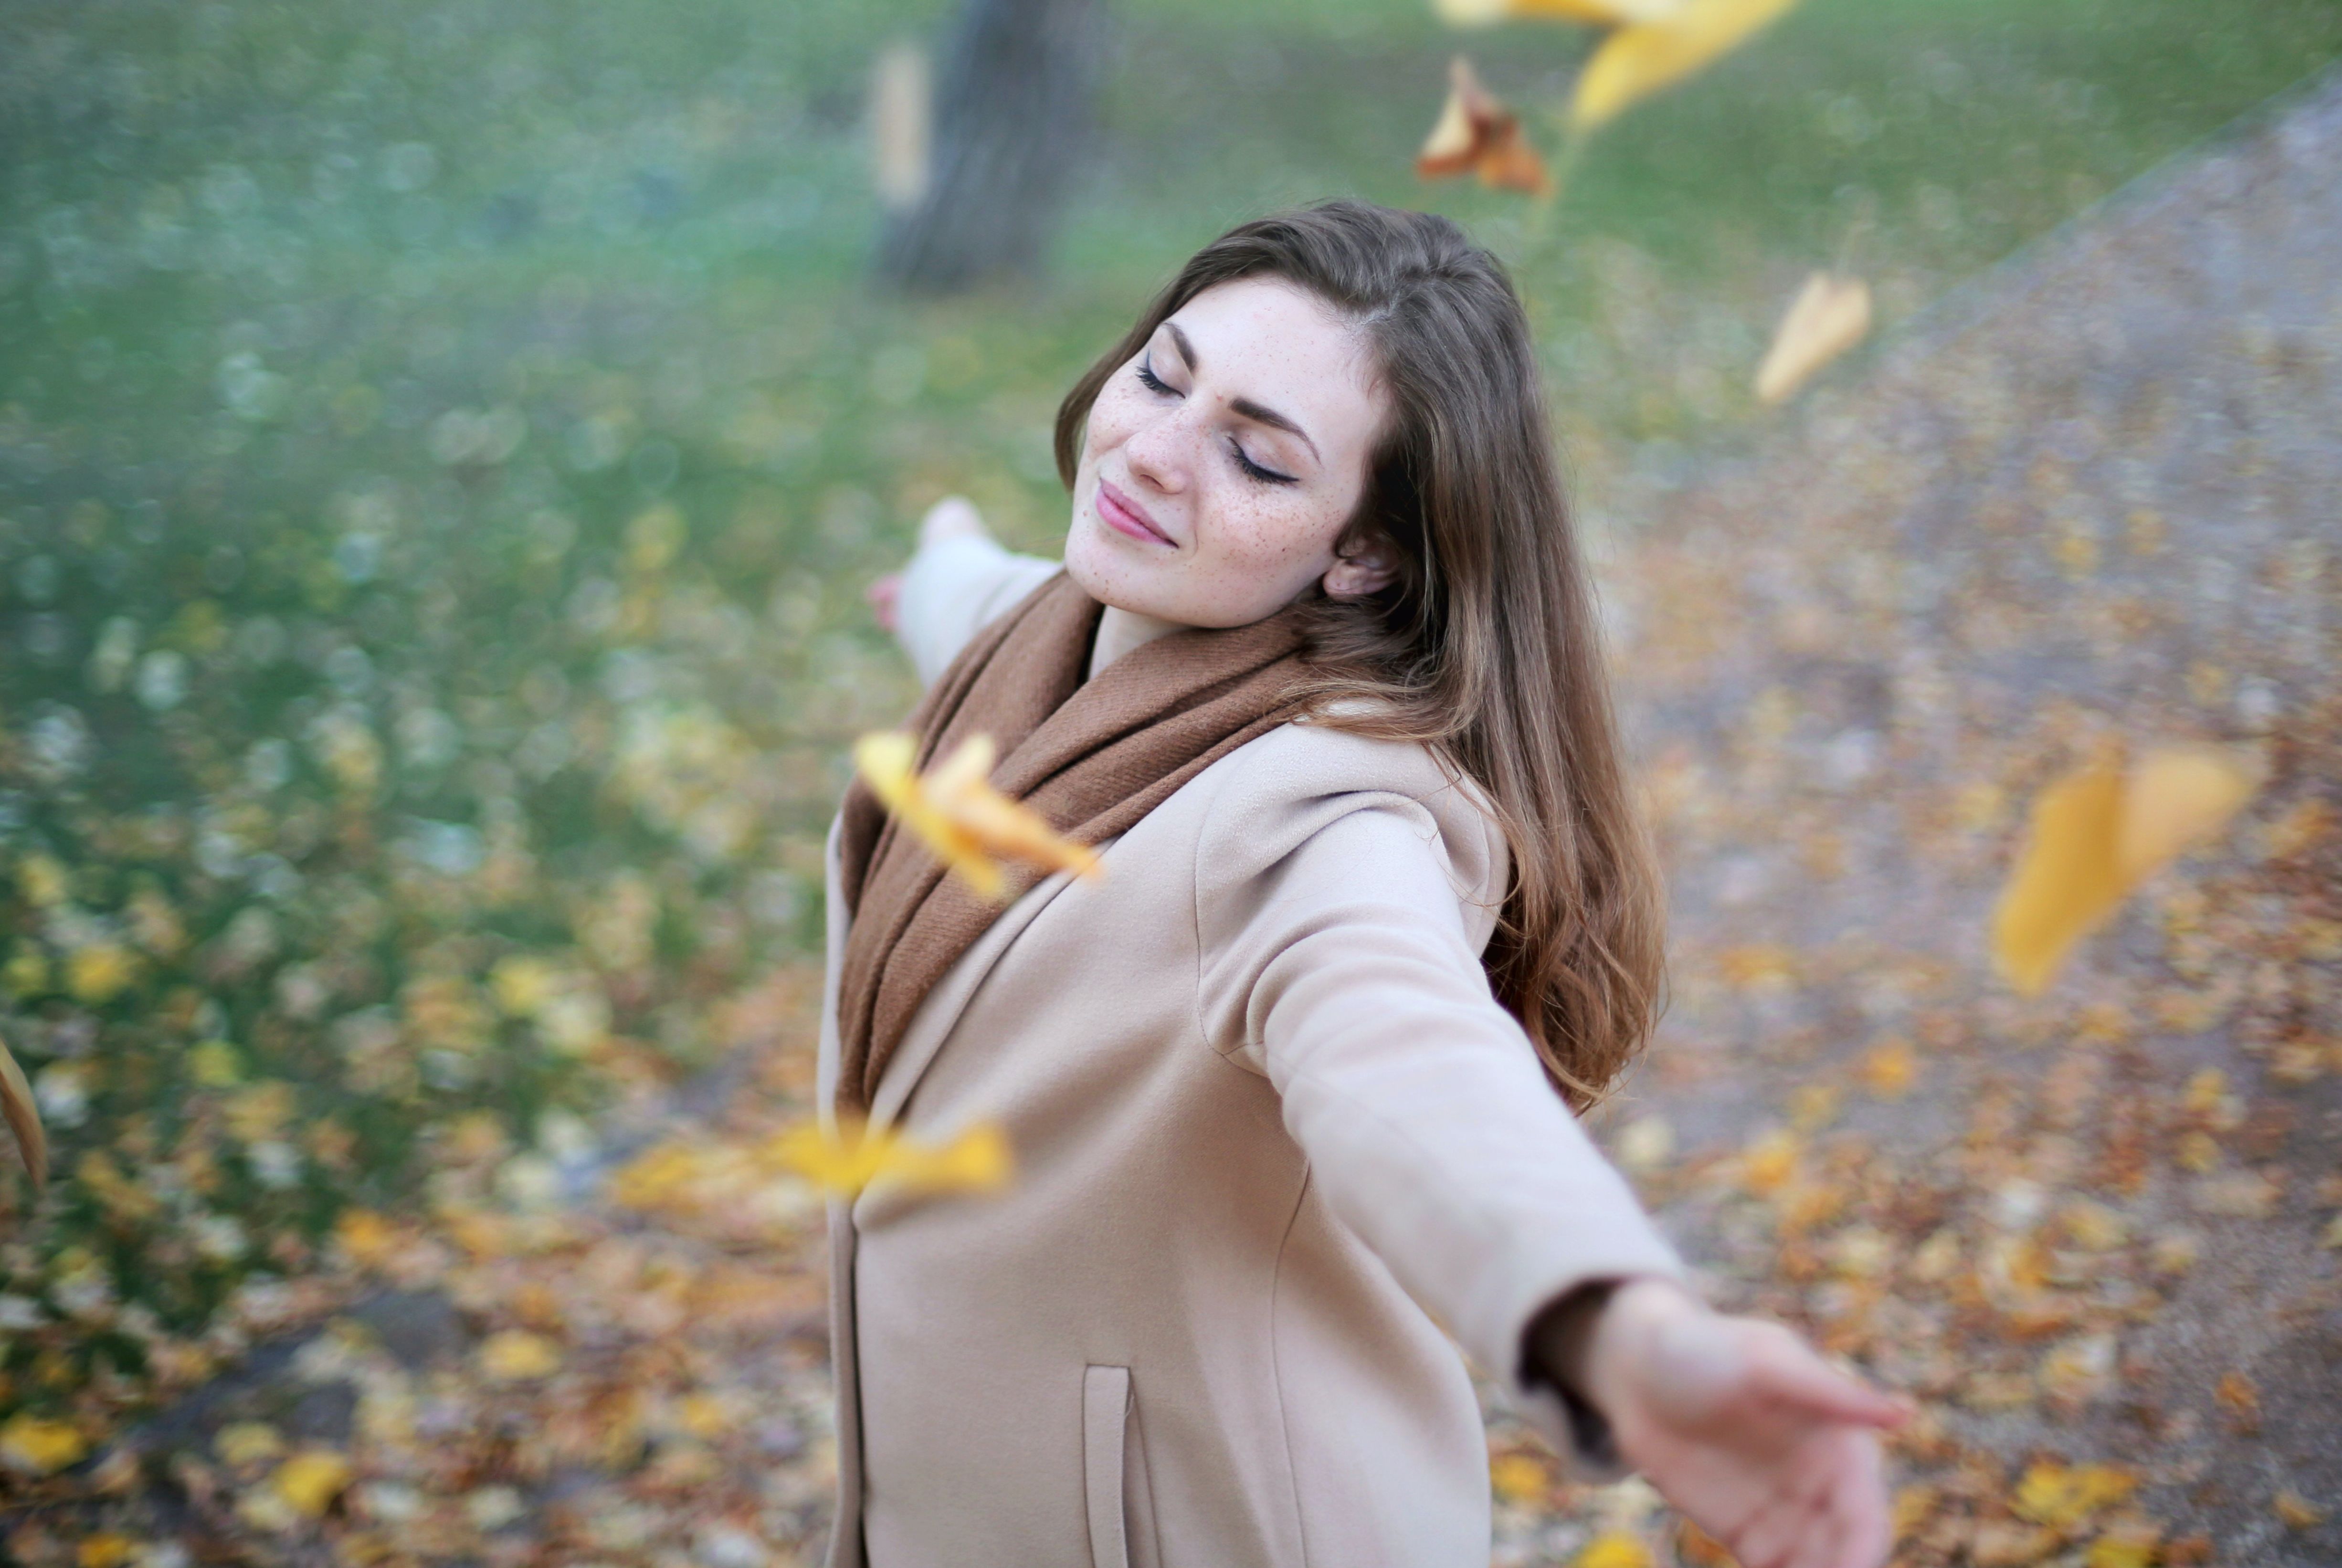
270, 1449, 353, 1517
1415, 56, 1552, 196
1569, 0, 1800, 131
478, 1328, 564, 1382
1991, 747, 2260, 996
1753, 271, 1872, 404
1435, 0, 1684, 25
2116, 748, 2261, 883
855, 732, 1103, 900
0, 1028, 46, 1190
767, 1117, 1013, 1201
0, 1413, 87, 1475
1576, 1532, 1657, 1568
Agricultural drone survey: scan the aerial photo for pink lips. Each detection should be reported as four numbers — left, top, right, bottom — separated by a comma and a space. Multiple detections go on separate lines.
1097, 479, 1173, 547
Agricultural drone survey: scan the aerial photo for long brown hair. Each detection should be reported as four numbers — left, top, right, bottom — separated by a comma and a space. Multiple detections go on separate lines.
1055, 199, 1664, 1106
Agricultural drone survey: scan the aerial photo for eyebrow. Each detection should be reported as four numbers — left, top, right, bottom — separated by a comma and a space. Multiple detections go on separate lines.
1164, 320, 1321, 464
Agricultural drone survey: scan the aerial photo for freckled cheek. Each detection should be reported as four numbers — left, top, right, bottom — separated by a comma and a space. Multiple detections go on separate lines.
1085, 386, 1146, 457
1197, 497, 1314, 579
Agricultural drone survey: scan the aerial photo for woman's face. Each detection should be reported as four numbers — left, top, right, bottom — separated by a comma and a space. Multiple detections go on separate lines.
1065, 276, 1393, 629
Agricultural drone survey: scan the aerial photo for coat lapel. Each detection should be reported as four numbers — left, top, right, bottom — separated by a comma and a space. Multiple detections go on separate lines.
864, 854, 1097, 1130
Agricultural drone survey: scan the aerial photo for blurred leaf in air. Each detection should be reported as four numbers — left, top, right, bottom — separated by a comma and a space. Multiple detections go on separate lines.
1416, 56, 1553, 197
1754, 271, 1872, 404
855, 731, 1104, 898
1992, 746, 2262, 996
1570, 0, 1801, 131
769, 1117, 1012, 1200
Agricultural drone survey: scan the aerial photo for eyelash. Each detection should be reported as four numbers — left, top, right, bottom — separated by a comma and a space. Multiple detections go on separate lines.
1135, 357, 1297, 486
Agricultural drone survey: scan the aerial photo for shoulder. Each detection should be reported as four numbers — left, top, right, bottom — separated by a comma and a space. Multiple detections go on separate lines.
1191, 714, 1509, 916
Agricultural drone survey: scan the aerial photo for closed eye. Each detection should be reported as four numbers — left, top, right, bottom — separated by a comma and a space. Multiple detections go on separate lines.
1134, 356, 1298, 486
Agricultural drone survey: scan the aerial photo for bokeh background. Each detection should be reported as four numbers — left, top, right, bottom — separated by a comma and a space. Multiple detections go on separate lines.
3, 0, 2341, 1562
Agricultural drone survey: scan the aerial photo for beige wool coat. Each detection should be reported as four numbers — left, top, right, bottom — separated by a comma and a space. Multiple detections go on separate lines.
818, 535, 1686, 1568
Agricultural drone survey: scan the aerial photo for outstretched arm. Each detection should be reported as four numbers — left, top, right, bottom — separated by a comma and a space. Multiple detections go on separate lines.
1192, 743, 1903, 1565
866, 496, 1060, 687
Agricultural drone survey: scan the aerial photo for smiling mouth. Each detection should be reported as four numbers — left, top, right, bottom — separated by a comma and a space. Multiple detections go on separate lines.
1097, 479, 1173, 547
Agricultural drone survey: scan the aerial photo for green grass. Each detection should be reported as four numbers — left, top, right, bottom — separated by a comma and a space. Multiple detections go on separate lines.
0, 0, 2337, 1417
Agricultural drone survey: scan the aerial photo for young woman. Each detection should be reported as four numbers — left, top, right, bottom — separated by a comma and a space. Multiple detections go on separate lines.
825, 200, 1906, 1568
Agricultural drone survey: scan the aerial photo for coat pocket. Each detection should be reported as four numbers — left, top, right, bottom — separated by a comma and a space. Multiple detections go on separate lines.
1081, 1365, 1160, 1568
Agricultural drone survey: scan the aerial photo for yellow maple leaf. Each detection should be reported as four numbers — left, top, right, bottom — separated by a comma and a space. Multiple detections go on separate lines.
1415, 56, 1552, 197
0, 1028, 46, 1190
1992, 747, 2260, 996
270, 1449, 353, 1517
0, 1413, 87, 1475
767, 1117, 1013, 1200
1435, 0, 1684, 27
855, 732, 1103, 899
1754, 271, 1872, 404
1570, 0, 1800, 131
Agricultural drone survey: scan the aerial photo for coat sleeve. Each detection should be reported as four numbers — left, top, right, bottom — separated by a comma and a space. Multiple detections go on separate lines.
893, 532, 1062, 689
1192, 736, 1687, 1480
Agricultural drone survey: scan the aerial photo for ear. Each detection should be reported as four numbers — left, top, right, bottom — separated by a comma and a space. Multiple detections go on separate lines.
1321, 539, 1398, 601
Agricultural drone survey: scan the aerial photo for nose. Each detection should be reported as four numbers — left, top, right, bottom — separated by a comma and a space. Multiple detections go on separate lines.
1120, 402, 1193, 496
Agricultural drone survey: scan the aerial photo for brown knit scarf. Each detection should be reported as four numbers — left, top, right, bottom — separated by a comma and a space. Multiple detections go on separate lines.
834, 570, 1314, 1117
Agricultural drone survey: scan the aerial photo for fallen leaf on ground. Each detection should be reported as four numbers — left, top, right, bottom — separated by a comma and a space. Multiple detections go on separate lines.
1490, 1450, 1551, 1505
2014, 1460, 2136, 1528
1416, 56, 1551, 195
1754, 271, 1872, 404
855, 732, 1103, 899
0, 1413, 86, 1475
1576, 1532, 1657, 1568
2274, 1491, 2328, 1528
478, 1328, 565, 1382
1570, 0, 1801, 130
271, 1449, 353, 1517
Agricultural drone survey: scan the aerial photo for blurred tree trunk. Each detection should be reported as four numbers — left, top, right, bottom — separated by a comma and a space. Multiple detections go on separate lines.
874, 0, 1104, 294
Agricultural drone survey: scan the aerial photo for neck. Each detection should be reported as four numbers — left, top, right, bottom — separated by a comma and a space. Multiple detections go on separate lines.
1088, 604, 1185, 680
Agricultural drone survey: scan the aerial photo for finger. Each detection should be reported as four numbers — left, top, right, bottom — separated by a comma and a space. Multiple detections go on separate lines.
1733, 1484, 1824, 1568
1745, 1338, 1908, 1428
1822, 1455, 1894, 1568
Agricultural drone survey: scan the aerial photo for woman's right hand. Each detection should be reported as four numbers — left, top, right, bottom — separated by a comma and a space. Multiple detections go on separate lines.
869, 495, 991, 631
1555, 1278, 1909, 1568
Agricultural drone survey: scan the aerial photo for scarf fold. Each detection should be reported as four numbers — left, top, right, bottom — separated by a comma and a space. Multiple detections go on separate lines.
834, 571, 1313, 1117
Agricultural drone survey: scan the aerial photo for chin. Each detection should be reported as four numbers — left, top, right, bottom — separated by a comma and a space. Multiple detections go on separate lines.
1063, 515, 1159, 615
